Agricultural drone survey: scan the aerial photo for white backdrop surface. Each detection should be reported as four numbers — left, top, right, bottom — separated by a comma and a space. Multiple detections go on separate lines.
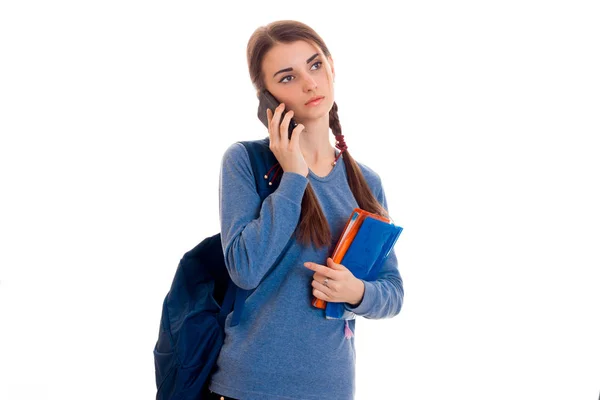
1, 1, 599, 399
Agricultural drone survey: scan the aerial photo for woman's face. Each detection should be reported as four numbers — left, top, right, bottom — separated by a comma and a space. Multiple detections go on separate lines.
261, 40, 335, 123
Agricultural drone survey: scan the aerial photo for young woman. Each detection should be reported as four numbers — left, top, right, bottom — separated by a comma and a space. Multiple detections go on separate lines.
208, 20, 404, 400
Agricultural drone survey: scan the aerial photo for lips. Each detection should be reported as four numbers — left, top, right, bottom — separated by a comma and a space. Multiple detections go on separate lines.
305, 96, 324, 105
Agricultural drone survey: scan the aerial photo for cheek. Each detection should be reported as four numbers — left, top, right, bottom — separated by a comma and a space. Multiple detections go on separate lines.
274, 92, 296, 107
322, 67, 334, 82
281, 88, 300, 103
321, 72, 334, 91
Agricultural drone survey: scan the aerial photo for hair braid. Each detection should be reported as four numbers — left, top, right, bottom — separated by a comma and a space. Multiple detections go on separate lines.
246, 20, 387, 248
329, 102, 388, 219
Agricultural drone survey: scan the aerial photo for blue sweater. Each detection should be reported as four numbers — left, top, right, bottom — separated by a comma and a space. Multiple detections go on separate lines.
209, 141, 404, 400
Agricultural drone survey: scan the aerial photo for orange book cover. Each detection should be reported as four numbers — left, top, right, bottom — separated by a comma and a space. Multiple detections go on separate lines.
312, 208, 390, 309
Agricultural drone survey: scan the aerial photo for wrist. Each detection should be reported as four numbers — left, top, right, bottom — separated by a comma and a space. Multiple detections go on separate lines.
348, 278, 365, 307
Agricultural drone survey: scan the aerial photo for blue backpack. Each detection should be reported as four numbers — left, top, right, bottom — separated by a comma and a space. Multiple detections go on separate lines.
153, 138, 282, 399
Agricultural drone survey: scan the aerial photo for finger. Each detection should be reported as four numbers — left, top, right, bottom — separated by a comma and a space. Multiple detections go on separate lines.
280, 109, 295, 142
312, 272, 326, 282
266, 109, 277, 145
269, 103, 285, 145
327, 257, 348, 271
303, 262, 336, 279
272, 103, 285, 135
312, 278, 335, 294
312, 288, 331, 302
290, 121, 304, 149
274, 103, 288, 141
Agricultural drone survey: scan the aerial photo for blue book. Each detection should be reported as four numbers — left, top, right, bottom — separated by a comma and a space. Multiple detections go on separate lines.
325, 215, 403, 319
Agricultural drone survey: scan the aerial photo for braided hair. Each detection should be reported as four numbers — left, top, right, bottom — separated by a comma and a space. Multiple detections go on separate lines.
248, 21, 387, 248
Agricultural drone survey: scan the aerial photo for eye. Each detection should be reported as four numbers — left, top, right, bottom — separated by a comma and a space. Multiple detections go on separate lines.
279, 61, 323, 84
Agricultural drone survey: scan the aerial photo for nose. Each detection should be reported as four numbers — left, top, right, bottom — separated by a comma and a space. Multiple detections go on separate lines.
300, 72, 318, 92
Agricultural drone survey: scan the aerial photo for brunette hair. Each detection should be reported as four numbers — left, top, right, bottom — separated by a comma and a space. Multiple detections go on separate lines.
247, 20, 387, 248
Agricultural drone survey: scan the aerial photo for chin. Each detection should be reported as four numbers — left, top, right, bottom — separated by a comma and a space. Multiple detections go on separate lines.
300, 109, 330, 122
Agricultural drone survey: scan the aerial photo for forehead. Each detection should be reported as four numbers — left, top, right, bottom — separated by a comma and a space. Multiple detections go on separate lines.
262, 40, 322, 73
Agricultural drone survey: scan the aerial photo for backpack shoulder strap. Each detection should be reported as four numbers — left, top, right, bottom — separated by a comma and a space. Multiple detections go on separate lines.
239, 137, 279, 199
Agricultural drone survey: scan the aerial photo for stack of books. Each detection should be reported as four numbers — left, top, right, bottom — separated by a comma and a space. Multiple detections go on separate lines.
312, 208, 403, 319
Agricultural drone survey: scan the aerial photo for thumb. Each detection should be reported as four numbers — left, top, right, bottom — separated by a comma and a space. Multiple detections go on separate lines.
327, 257, 347, 271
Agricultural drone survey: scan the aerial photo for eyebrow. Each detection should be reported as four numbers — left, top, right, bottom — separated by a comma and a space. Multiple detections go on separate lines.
273, 53, 320, 78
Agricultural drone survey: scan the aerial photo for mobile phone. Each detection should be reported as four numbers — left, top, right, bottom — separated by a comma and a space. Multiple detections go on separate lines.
257, 90, 298, 140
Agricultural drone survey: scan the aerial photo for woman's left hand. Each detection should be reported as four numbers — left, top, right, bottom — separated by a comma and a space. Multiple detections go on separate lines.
303, 258, 365, 306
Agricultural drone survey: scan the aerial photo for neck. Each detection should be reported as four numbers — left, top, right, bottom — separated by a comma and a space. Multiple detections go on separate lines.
298, 113, 335, 165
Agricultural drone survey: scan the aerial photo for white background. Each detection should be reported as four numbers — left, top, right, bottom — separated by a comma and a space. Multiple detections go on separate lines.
1, 1, 599, 399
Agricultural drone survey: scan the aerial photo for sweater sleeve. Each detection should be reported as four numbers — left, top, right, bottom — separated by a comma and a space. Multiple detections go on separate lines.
219, 142, 308, 290
345, 175, 404, 319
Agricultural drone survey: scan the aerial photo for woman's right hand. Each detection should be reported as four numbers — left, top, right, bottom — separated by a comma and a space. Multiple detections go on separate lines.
266, 103, 308, 177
